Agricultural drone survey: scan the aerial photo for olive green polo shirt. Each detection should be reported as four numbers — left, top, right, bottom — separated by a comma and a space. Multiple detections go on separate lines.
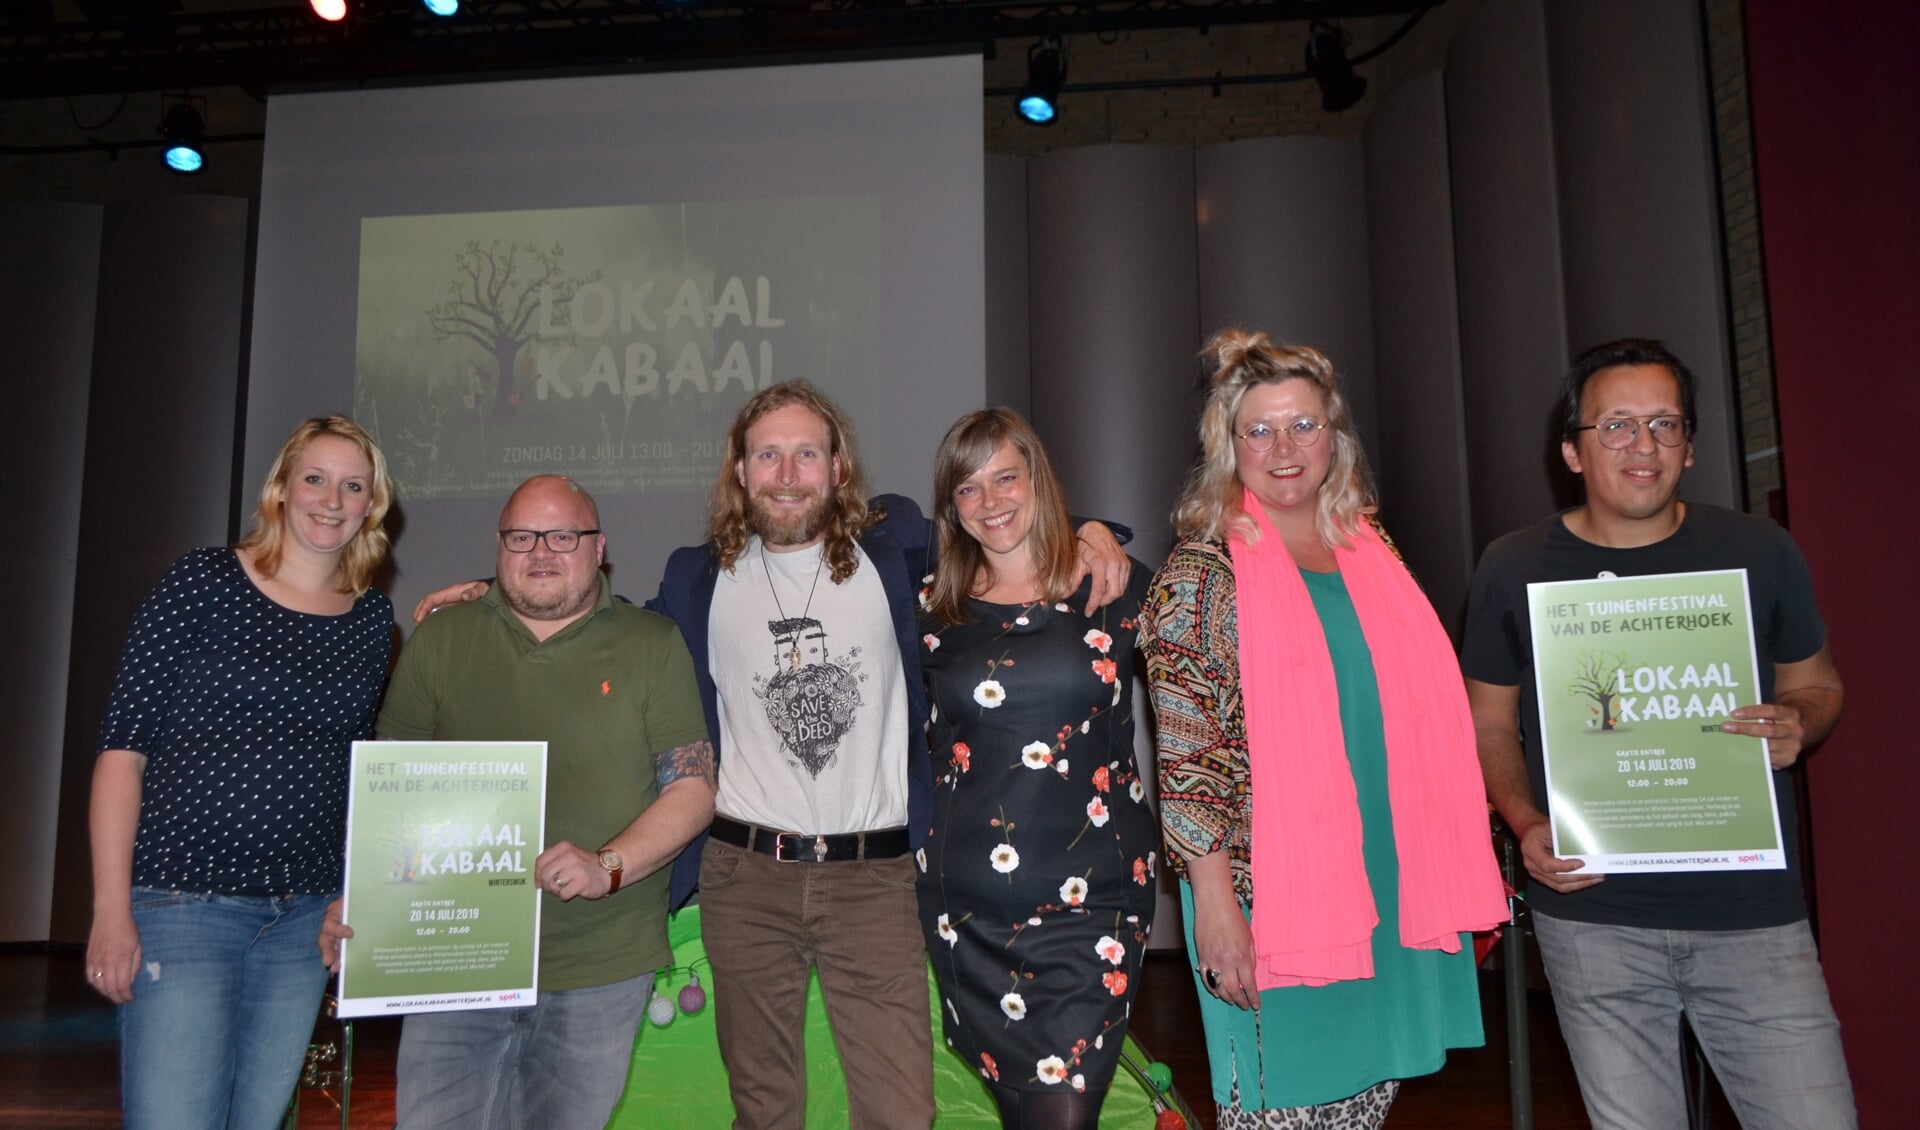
378, 580, 707, 991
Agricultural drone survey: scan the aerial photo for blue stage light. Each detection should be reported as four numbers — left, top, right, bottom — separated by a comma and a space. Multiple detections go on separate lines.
1017, 39, 1066, 127
1017, 95, 1057, 125
161, 102, 205, 175
164, 145, 203, 173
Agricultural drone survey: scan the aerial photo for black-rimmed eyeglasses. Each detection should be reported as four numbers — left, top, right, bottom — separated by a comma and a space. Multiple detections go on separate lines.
1569, 415, 1690, 450
498, 528, 600, 553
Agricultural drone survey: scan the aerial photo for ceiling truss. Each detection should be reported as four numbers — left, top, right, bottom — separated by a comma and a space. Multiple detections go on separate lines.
1, 0, 1430, 100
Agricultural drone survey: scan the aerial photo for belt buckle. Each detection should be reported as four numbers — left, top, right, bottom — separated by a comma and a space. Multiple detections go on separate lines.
774, 833, 829, 862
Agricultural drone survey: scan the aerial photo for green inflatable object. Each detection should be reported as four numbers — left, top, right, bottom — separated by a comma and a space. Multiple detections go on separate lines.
610, 905, 1194, 1128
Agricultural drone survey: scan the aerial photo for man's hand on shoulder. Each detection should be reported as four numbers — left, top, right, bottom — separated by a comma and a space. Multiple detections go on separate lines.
1072, 522, 1131, 615
412, 580, 490, 625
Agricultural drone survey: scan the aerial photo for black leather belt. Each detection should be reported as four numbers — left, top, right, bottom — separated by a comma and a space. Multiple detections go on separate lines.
709, 814, 911, 863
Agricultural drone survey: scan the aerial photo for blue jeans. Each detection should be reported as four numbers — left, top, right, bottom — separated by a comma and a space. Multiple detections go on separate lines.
394, 971, 653, 1130
119, 888, 334, 1130
1532, 915, 1856, 1130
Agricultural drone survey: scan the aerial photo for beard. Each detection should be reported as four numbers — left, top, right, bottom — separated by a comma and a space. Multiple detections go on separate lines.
747, 485, 830, 547
498, 570, 598, 623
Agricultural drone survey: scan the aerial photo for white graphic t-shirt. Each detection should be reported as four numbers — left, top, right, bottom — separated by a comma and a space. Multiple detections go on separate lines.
708, 537, 909, 834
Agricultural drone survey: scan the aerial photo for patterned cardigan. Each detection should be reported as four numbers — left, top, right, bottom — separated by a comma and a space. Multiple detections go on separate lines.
1139, 520, 1403, 906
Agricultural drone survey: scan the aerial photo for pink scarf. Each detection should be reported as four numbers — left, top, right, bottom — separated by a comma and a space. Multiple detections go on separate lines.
1231, 491, 1507, 989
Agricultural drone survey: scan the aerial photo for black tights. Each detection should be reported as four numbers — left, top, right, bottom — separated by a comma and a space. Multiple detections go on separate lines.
987, 1082, 1109, 1130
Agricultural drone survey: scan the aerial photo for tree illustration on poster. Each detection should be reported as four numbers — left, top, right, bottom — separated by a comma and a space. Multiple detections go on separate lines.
1567, 650, 1628, 731
427, 240, 600, 420
377, 808, 433, 883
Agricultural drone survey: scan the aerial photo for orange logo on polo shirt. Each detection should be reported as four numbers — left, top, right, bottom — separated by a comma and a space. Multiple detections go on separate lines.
601, 680, 611, 696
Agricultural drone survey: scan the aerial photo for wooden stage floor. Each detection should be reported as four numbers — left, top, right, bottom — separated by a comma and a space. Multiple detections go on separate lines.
3, 944, 1713, 1128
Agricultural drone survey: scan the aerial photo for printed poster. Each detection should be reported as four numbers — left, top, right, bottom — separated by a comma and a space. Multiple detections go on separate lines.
337, 741, 547, 1017
1527, 569, 1784, 873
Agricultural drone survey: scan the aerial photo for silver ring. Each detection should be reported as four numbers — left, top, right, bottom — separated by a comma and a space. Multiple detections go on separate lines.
1204, 967, 1221, 990
555, 875, 568, 888
90, 970, 102, 980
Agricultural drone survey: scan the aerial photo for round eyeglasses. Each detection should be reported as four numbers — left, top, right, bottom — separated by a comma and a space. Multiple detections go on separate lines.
498, 528, 600, 553
1236, 417, 1327, 453
1569, 415, 1690, 450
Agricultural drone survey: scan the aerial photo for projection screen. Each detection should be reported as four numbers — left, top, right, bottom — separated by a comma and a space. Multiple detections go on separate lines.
244, 54, 984, 620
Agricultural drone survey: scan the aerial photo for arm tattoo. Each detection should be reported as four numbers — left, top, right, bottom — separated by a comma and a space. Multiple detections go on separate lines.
655, 740, 717, 790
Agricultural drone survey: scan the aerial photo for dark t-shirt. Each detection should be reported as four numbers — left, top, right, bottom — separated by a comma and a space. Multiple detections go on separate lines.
97, 547, 394, 895
1460, 503, 1825, 930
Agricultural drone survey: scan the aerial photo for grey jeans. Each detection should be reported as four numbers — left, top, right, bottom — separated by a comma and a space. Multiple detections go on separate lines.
1534, 915, 1856, 1130
394, 970, 654, 1130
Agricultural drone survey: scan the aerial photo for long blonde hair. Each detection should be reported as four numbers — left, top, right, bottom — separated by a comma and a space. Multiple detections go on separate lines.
1171, 328, 1375, 546
236, 415, 393, 597
924, 409, 1078, 625
707, 381, 879, 583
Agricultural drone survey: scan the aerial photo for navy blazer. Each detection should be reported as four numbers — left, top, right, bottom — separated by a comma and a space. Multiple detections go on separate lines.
647, 494, 938, 910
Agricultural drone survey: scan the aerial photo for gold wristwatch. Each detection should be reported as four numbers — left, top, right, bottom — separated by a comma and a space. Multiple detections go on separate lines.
597, 848, 624, 894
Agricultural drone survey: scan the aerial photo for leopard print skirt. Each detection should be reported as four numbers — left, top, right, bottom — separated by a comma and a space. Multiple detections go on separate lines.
1215, 1077, 1400, 1130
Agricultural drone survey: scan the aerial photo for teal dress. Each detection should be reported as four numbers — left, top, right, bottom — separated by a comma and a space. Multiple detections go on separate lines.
1179, 568, 1484, 1109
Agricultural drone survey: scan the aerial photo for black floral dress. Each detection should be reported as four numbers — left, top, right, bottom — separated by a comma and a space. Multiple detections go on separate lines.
916, 568, 1157, 1096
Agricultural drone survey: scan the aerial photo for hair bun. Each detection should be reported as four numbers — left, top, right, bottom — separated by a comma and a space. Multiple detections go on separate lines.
1202, 327, 1273, 382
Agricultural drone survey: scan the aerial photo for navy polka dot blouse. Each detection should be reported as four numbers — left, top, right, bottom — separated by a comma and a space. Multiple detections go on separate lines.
96, 547, 394, 895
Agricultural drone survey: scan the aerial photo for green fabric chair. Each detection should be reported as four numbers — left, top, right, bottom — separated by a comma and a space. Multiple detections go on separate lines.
611, 905, 1195, 1128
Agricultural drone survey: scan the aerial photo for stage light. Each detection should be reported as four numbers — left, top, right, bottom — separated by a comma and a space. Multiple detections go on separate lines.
1017, 38, 1066, 126
160, 102, 205, 174
424, 0, 458, 14
310, 0, 346, 21
1305, 21, 1367, 113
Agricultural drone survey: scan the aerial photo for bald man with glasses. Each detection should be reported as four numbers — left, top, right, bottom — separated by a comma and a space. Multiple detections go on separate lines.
322, 474, 716, 1130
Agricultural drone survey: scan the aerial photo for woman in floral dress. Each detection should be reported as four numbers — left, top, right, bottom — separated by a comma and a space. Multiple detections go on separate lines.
916, 408, 1156, 1130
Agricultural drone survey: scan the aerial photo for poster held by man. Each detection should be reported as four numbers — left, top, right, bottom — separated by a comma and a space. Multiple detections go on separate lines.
336, 740, 547, 1017
1527, 569, 1783, 873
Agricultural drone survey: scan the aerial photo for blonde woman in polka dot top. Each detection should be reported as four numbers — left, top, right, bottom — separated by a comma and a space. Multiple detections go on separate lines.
86, 416, 397, 1129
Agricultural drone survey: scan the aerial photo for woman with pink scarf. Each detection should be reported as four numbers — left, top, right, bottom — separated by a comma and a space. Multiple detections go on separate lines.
1140, 330, 1506, 1129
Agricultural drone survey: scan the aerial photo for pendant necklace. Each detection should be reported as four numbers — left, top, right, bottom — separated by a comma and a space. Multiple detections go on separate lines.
762, 543, 826, 672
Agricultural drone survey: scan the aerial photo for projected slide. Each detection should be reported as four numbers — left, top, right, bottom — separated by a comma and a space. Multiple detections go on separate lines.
248, 55, 981, 610
354, 195, 880, 500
